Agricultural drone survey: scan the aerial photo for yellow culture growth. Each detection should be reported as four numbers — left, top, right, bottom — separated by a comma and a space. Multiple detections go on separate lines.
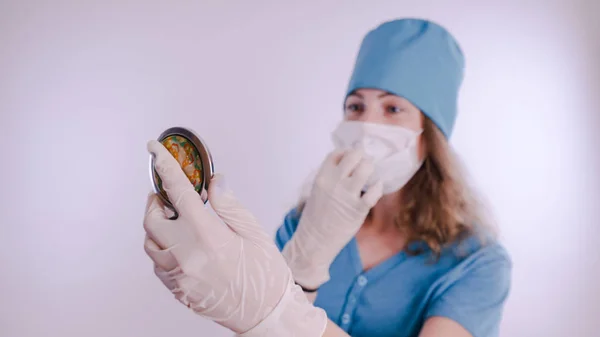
155, 135, 204, 200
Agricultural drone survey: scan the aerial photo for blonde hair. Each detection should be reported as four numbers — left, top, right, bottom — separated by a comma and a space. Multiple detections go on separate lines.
296, 117, 495, 259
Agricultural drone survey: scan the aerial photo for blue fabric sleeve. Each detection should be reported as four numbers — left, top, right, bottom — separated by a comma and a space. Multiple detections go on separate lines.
274, 208, 301, 251
425, 244, 512, 337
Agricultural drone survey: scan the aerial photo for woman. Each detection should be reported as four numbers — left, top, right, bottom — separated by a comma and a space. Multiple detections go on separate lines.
143, 18, 511, 337
276, 18, 512, 337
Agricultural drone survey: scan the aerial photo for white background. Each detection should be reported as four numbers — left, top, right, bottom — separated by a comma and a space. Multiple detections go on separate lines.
1, 1, 598, 336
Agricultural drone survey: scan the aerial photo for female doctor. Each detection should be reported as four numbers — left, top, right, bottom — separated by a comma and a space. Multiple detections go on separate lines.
143, 18, 511, 337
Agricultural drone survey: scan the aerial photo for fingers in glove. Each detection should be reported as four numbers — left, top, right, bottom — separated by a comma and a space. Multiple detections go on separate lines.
143, 192, 189, 250
318, 149, 345, 175
148, 140, 207, 219
144, 234, 179, 271
144, 192, 166, 219
361, 179, 384, 208
347, 158, 375, 191
336, 149, 364, 178
143, 192, 168, 243
148, 141, 235, 249
144, 192, 204, 250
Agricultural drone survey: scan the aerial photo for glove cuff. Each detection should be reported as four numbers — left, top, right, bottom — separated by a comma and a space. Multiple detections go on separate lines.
239, 281, 327, 337
296, 281, 319, 293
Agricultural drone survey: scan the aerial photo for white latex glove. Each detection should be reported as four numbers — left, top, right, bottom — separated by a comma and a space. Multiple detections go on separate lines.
143, 140, 327, 336
282, 149, 383, 290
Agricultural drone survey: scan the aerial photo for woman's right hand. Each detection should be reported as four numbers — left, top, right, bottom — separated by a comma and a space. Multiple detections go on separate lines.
282, 149, 383, 290
143, 140, 328, 336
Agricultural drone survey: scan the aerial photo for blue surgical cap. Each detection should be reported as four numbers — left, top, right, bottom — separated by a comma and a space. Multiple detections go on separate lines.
346, 18, 465, 138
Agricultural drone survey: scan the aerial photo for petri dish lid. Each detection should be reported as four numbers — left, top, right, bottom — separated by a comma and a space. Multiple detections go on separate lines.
149, 127, 215, 210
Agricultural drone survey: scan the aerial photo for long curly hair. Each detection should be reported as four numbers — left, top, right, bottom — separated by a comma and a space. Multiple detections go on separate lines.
397, 117, 495, 257
296, 117, 495, 259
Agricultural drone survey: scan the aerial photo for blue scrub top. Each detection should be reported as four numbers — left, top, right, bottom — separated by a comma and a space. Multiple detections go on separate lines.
275, 208, 512, 337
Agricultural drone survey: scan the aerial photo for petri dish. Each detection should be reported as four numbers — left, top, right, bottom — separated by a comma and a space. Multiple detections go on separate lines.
149, 127, 214, 212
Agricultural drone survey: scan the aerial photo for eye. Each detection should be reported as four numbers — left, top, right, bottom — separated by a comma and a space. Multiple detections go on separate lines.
386, 105, 404, 114
344, 103, 363, 114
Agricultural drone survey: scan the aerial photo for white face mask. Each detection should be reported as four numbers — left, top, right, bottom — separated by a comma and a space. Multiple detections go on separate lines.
331, 121, 424, 195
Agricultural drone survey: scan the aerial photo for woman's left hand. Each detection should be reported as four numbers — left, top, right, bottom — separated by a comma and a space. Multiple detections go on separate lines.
282, 149, 382, 291
143, 140, 327, 336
